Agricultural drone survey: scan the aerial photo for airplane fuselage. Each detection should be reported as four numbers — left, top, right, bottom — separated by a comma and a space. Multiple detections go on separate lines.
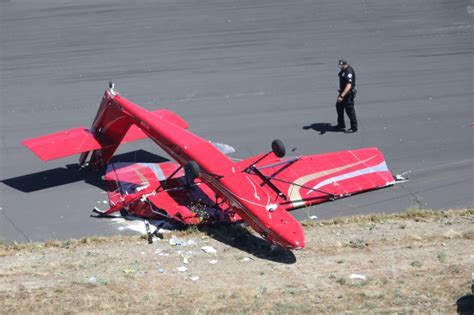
111, 92, 304, 249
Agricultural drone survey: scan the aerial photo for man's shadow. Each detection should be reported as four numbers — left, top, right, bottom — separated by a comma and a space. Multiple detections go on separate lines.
303, 123, 345, 135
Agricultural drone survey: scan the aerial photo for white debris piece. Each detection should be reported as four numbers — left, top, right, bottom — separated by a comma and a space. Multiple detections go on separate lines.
157, 250, 170, 257
349, 274, 366, 280
240, 257, 253, 262
209, 260, 218, 265
170, 235, 195, 247
185, 241, 194, 247
157, 268, 165, 273
88, 276, 97, 285
201, 246, 217, 253
177, 266, 188, 272
182, 254, 190, 264
309, 215, 318, 220
169, 235, 186, 246
189, 276, 200, 282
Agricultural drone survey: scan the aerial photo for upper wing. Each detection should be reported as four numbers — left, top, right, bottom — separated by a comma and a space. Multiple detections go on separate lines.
237, 148, 395, 210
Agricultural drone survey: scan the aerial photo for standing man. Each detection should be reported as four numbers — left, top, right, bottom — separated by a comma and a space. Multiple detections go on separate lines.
336, 59, 358, 133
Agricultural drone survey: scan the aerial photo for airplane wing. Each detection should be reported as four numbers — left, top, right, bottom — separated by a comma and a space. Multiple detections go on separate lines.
236, 148, 395, 210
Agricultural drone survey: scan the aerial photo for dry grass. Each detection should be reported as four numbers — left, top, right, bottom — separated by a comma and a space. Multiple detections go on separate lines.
302, 207, 474, 227
0, 208, 473, 313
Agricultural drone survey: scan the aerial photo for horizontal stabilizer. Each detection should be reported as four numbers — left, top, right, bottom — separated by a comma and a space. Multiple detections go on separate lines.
22, 127, 101, 161
22, 109, 188, 162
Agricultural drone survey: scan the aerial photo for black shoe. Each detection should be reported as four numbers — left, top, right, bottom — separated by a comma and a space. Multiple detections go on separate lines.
335, 125, 346, 131
345, 128, 358, 133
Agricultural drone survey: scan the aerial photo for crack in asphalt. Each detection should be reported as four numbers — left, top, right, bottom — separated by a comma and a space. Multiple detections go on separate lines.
0, 208, 31, 242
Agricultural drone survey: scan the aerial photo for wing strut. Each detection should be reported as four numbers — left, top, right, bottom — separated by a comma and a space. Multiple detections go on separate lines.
247, 166, 287, 201
154, 165, 183, 193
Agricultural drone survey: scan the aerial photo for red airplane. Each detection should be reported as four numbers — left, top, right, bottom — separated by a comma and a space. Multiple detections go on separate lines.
22, 83, 398, 249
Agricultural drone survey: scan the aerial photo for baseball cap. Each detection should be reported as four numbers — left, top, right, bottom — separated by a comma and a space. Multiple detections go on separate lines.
338, 59, 347, 65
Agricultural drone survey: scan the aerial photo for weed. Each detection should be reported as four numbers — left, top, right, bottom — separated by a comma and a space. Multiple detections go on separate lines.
349, 238, 368, 248
98, 280, 109, 286
336, 277, 347, 285
229, 292, 239, 299
186, 225, 200, 234
351, 280, 369, 287
437, 252, 447, 263
410, 260, 423, 268
448, 264, 461, 274
171, 288, 182, 298
258, 286, 267, 295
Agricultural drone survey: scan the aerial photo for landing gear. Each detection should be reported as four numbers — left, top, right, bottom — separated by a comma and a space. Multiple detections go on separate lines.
184, 160, 200, 187
271, 139, 286, 158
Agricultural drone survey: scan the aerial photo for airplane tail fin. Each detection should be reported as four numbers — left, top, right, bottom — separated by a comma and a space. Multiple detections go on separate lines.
22, 83, 188, 169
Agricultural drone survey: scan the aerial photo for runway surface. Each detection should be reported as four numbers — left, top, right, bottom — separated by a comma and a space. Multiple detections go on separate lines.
1, 0, 472, 242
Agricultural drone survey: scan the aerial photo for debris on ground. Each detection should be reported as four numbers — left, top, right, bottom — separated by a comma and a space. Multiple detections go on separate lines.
349, 274, 367, 280
201, 246, 217, 253
189, 276, 200, 282
170, 235, 196, 247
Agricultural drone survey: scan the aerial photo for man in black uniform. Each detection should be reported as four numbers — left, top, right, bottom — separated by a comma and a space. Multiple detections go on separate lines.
336, 59, 358, 133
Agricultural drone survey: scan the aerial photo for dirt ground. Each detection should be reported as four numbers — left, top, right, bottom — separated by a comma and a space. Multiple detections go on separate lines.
1, 208, 473, 314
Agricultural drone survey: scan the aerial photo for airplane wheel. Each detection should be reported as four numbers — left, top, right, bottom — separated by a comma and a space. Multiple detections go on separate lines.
184, 160, 200, 186
272, 139, 286, 158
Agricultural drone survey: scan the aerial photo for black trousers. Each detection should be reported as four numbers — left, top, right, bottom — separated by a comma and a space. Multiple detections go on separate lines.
336, 99, 357, 130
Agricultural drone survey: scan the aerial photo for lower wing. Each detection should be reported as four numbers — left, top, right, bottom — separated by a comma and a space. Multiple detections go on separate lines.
236, 148, 396, 210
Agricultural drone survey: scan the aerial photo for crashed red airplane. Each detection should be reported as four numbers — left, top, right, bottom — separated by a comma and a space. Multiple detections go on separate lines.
22, 83, 399, 249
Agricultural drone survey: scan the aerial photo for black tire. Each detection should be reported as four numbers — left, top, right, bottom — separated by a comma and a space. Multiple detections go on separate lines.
271, 139, 286, 158
184, 160, 200, 186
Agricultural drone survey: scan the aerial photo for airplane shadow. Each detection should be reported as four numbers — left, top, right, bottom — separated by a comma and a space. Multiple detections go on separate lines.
1, 150, 169, 193
303, 122, 345, 135
200, 224, 297, 264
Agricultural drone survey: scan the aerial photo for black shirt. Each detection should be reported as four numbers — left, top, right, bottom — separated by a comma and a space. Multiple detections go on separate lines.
338, 65, 356, 91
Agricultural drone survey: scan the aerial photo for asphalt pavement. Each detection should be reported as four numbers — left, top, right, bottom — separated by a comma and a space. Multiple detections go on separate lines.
1, 0, 472, 242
